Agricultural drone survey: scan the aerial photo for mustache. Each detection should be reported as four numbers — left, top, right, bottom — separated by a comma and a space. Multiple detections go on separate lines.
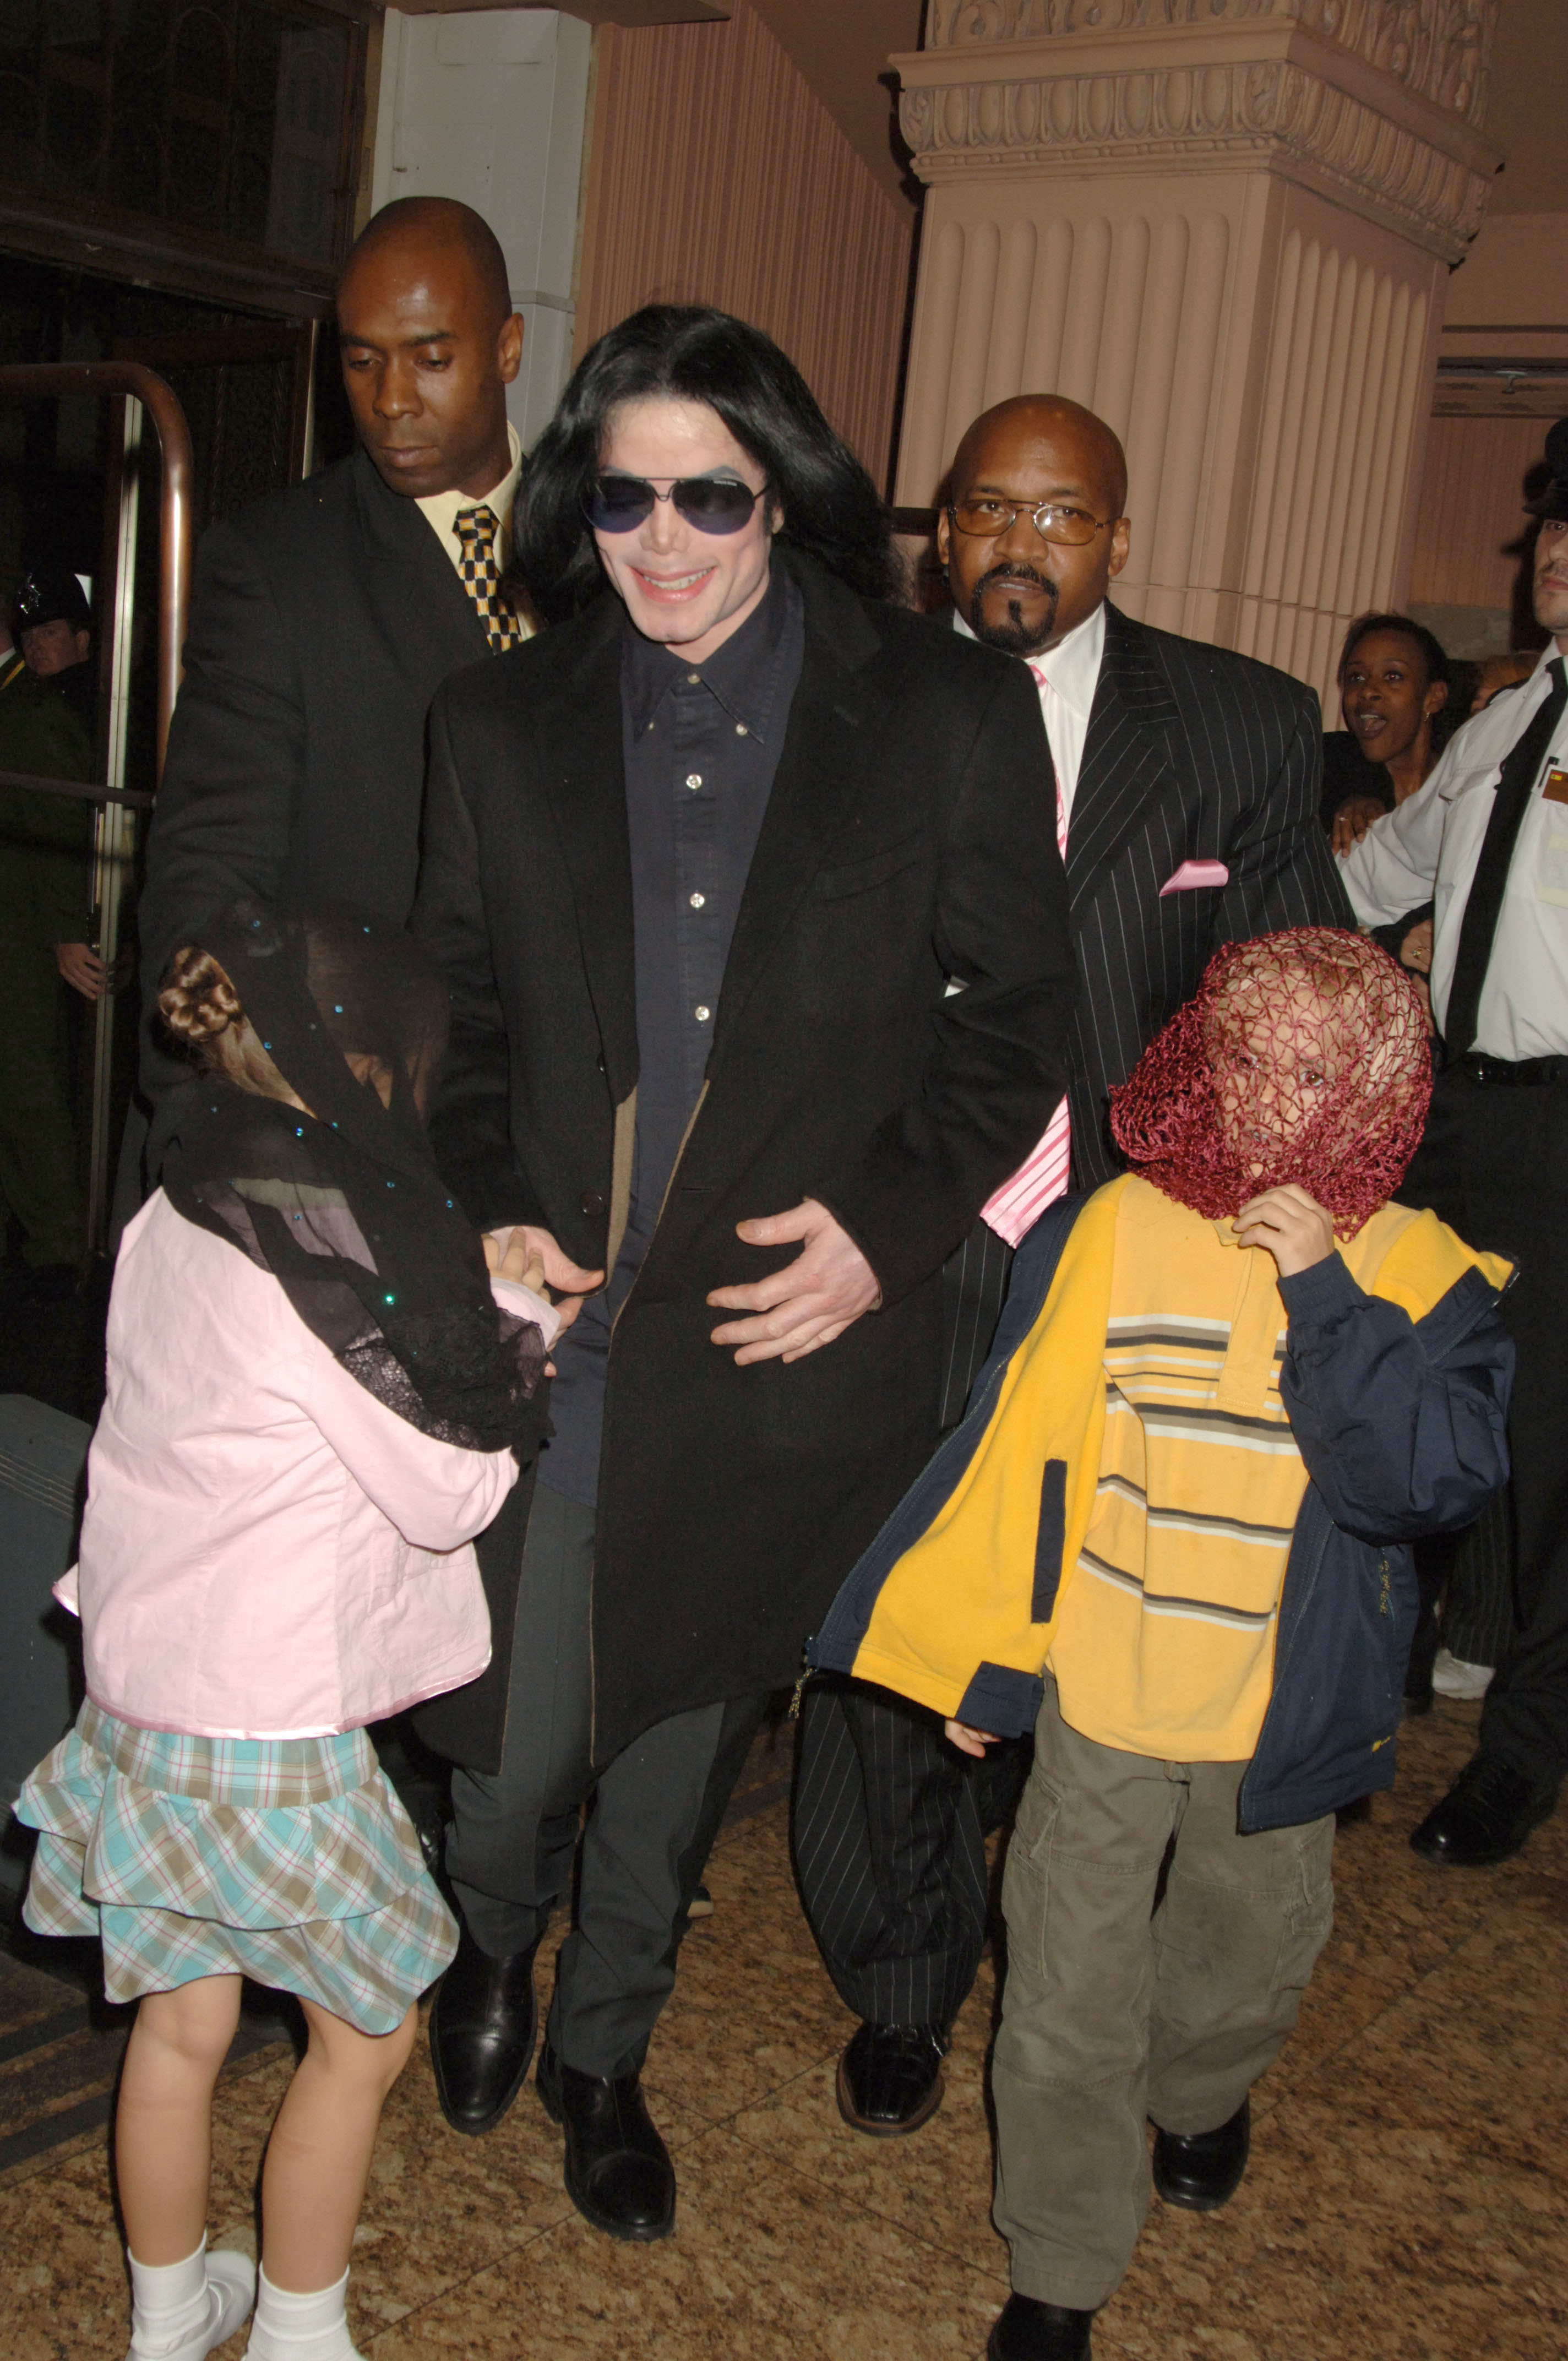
973, 561, 1057, 601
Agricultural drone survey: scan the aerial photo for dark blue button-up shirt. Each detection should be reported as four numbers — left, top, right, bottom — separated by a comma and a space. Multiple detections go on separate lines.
541, 562, 806, 1506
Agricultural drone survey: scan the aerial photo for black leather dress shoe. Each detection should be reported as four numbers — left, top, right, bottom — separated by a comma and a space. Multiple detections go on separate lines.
1152, 2096, 1250, 2211
836, 2020, 948, 2136
987, 2293, 1094, 2359
1410, 1753, 1559, 1868
536, 2039, 675, 2241
429, 1927, 538, 2136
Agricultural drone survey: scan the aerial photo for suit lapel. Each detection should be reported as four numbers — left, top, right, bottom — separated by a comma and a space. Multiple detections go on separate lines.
532, 601, 639, 1094
1066, 603, 1184, 917
352, 449, 491, 697
708, 555, 890, 1071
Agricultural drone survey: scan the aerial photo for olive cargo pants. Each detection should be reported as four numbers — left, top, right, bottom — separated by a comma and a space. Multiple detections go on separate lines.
994, 1680, 1335, 2311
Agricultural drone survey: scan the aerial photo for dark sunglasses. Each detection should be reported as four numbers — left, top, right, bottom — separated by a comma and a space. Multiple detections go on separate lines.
584, 472, 768, 536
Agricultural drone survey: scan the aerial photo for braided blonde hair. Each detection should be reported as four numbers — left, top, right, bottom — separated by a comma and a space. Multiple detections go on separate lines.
156, 946, 243, 1061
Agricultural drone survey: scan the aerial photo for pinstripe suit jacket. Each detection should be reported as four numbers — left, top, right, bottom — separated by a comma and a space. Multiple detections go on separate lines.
939, 599, 1351, 1424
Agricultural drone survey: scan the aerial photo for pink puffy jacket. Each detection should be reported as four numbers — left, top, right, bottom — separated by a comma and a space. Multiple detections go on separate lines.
57, 1190, 538, 1740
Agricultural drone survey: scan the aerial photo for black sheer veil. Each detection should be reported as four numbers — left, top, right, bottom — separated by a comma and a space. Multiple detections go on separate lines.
158, 903, 549, 1458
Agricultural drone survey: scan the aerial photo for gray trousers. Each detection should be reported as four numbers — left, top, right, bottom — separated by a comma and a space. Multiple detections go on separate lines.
445, 1483, 768, 2081
994, 1680, 1335, 2311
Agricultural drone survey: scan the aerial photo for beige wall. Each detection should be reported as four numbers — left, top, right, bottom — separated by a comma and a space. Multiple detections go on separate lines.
747, 0, 923, 214
1411, 414, 1551, 610
1403, 0, 1567, 662
574, 1, 913, 485
1482, 0, 1568, 216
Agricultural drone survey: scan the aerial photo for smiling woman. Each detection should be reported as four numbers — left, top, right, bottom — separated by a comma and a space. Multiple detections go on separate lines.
1322, 612, 1454, 851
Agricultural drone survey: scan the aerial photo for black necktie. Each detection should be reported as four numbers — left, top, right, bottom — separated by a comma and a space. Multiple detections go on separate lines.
1443, 656, 1567, 1056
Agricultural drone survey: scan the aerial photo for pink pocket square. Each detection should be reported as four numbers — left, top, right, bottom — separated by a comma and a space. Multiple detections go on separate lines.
1160, 859, 1229, 896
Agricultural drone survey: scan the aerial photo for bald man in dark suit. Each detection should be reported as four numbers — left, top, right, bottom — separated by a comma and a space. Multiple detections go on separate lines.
137, 197, 529, 1105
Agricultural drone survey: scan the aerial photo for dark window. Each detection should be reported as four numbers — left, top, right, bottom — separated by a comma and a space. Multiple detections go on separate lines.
0, 0, 362, 270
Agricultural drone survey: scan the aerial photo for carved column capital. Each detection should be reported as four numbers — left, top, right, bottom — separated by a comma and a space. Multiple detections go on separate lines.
895, 2, 1501, 262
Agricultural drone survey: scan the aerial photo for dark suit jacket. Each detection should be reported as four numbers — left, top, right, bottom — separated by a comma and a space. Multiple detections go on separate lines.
139, 447, 491, 997
412, 546, 1076, 1766
1065, 600, 1349, 1183
939, 600, 1351, 1423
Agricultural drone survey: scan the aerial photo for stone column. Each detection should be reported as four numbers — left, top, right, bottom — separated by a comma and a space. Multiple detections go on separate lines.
891, 1, 1501, 705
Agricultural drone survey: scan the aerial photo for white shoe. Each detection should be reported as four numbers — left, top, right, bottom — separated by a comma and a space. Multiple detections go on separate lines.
205, 2255, 258, 2352
128, 2249, 255, 2361
1432, 1646, 1494, 1700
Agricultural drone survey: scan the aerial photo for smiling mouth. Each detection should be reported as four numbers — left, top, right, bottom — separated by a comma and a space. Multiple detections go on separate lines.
631, 567, 715, 597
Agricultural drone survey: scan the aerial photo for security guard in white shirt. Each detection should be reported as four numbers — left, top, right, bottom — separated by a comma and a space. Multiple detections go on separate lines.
1341, 416, 1568, 1869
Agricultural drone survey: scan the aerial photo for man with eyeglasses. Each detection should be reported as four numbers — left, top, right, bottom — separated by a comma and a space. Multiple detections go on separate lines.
410, 308, 1074, 2244
793, 396, 1349, 2249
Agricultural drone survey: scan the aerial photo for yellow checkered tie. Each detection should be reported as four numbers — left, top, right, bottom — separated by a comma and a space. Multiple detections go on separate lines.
454, 504, 523, 654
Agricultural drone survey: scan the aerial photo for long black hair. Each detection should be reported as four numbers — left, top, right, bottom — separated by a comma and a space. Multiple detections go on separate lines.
512, 306, 899, 622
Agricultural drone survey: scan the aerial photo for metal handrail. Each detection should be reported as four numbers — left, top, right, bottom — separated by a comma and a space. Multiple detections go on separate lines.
1, 361, 194, 1253
0, 768, 154, 809
0, 359, 193, 774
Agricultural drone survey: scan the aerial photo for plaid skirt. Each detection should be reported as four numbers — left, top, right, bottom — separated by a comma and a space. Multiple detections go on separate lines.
16, 1701, 457, 2036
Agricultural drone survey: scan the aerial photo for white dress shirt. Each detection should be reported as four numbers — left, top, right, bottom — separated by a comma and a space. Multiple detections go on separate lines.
415, 420, 524, 583
953, 597, 1106, 825
1339, 643, 1568, 1059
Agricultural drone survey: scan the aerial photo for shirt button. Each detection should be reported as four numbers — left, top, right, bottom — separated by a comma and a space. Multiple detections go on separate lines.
687, 671, 701, 684
694, 1004, 711, 1022
689, 891, 706, 909
735, 722, 748, 736
579, 1188, 606, 1218
687, 773, 703, 789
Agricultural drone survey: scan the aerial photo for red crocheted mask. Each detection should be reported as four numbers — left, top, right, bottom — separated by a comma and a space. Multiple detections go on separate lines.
1108, 927, 1432, 1237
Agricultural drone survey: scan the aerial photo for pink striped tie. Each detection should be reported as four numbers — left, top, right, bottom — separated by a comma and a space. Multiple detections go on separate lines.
980, 661, 1071, 1246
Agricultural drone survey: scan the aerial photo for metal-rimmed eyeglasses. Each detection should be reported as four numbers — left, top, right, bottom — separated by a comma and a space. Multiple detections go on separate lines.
948, 496, 1115, 546
584, 473, 770, 536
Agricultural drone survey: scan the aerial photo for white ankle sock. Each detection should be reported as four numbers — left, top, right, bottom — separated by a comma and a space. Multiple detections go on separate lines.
128, 2238, 256, 2361
244, 2266, 360, 2361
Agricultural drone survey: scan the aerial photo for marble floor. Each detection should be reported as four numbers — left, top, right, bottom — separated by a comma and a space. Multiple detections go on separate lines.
3, 1699, 1565, 2361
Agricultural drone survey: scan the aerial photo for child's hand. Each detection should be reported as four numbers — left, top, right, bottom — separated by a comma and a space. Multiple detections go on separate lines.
1232, 1184, 1336, 1277
483, 1232, 560, 1375
483, 1226, 602, 1330
945, 1718, 1000, 1758
483, 1232, 551, 1291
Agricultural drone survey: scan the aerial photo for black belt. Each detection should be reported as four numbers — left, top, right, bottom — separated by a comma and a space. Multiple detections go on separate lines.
1452, 1051, 1568, 1087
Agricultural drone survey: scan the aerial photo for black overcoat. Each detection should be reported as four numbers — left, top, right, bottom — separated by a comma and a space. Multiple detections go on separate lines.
140, 446, 491, 987
411, 548, 1076, 1769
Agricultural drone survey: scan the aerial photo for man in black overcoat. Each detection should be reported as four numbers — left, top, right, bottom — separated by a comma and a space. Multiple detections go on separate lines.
136, 196, 528, 1065
411, 308, 1075, 2243
793, 395, 1352, 2168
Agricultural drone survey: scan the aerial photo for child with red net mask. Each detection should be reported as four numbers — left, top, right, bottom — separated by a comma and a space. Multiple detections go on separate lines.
809, 927, 1514, 2361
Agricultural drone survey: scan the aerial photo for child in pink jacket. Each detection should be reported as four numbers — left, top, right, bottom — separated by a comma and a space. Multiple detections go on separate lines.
17, 905, 558, 2361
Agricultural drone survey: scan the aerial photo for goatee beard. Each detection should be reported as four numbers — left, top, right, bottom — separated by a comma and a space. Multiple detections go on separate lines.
967, 567, 1058, 657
